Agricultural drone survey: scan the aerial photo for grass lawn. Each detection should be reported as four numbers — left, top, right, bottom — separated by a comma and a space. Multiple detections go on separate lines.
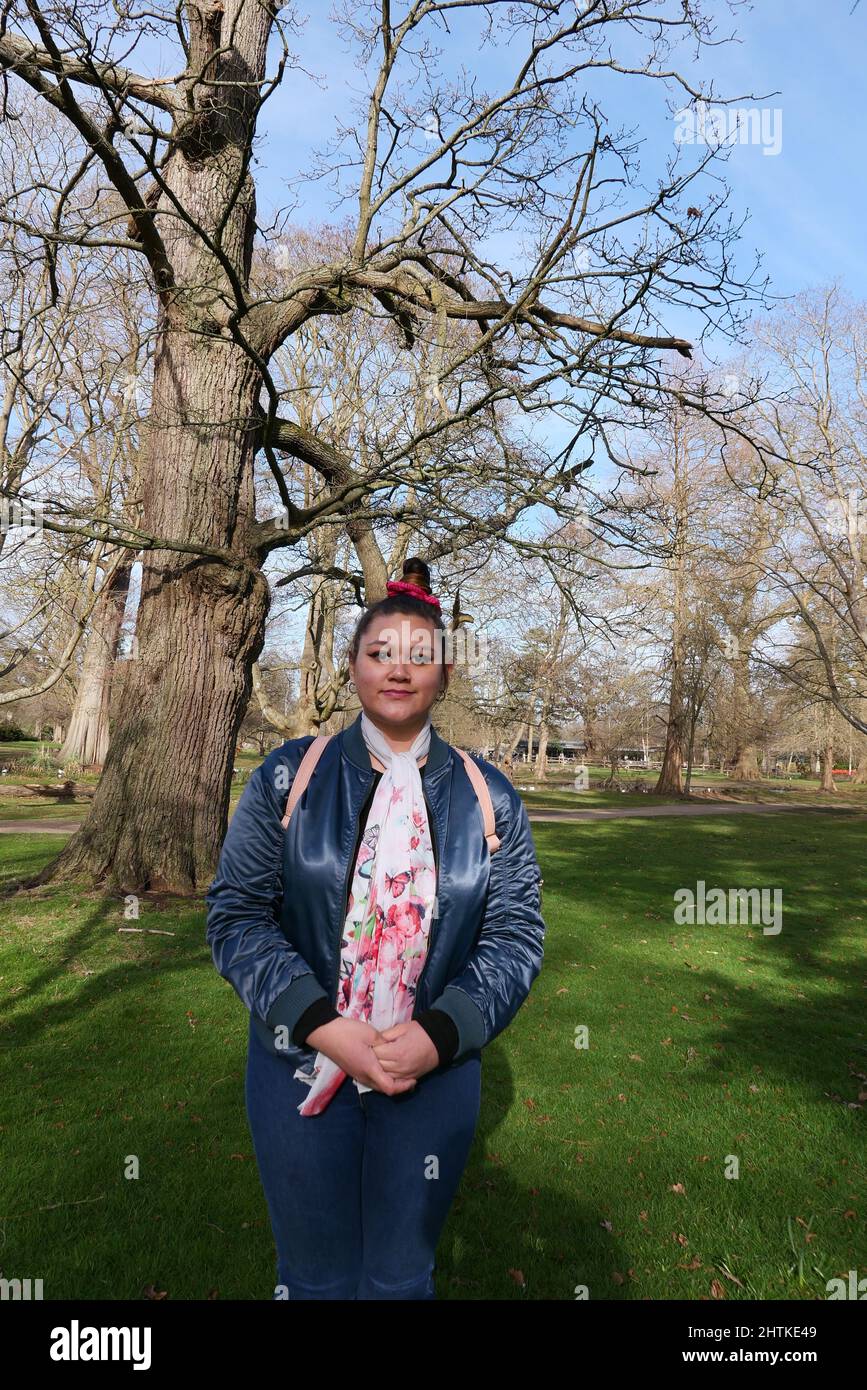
0, 813, 864, 1300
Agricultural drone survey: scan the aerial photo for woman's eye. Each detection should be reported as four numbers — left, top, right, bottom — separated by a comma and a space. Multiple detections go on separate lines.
372, 647, 431, 663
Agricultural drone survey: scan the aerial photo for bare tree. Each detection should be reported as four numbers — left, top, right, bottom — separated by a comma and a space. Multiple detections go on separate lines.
2, 0, 767, 890
738, 289, 867, 739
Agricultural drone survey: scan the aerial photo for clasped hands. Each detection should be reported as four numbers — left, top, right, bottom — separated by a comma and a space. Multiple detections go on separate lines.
307, 1016, 439, 1096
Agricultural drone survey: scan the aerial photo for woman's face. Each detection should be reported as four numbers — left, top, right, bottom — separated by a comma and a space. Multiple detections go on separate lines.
350, 612, 450, 734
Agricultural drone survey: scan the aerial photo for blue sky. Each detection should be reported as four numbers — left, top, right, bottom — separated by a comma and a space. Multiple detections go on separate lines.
106, 3, 867, 656
250, 1, 867, 305
235, 0, 867, 649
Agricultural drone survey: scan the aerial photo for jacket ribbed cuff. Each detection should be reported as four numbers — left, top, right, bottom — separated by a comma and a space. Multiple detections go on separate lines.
264, 974, 330, 1042
414, 1008, 460, 1066
426, 986, 486, 1058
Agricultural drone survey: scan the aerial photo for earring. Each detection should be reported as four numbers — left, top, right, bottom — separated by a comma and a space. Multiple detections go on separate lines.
348, 681, 356, 693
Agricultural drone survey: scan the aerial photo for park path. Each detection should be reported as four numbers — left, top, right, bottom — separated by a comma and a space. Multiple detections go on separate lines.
527, 801, 864, 823
0, 819, 83, 833
0, 801, 863, 836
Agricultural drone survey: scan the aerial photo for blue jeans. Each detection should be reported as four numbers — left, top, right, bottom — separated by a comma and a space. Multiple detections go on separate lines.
244, 1013, 482, 1299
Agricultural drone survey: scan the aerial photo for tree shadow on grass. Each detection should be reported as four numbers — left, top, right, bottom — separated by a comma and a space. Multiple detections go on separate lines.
0, 875, 207, 1053
537, 813, 867, 1106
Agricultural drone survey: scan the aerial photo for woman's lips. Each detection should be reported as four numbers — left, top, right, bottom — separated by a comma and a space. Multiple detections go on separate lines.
382, 690, 412, 698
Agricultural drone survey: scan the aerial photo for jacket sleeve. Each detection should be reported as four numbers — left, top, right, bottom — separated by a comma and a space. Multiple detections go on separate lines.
427, 778, 546, 1060
204, 745, 330, 1041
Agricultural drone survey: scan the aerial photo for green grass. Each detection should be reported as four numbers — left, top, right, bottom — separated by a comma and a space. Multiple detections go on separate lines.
0, 814, 864, 1300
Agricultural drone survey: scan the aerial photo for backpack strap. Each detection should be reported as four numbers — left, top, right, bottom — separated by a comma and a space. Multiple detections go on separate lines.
281, 734, 332, 828
281, 734, 500, 856
454, 749, 501, 855
281, 734, 392, 825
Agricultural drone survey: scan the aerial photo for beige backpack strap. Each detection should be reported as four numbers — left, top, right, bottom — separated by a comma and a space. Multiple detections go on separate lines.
281, 734, 332, 828
455, 749, 501, 854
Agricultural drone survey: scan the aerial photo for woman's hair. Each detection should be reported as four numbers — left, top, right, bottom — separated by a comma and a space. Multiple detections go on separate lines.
348, 558, 450, 698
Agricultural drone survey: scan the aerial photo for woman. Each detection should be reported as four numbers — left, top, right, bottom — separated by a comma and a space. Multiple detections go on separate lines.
205, 559, 546, 1300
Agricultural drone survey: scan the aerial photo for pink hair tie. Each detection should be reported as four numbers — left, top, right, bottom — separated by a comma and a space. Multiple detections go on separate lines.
386, 578, 442, 611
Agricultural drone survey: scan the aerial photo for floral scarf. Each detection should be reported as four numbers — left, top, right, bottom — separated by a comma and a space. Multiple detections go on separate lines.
293, 711, 438, 1115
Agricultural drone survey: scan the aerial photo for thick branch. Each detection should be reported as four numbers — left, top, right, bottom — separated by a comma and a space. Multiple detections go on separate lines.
256, 262, 694, 361
0, 32, 180, 115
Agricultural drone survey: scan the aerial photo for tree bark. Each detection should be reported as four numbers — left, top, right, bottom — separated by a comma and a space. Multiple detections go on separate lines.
535, 719, 549, 782
728, 648, 761, 780
818, 740, 836, 793
655, 411, 687, 797
59, 560, 132, 770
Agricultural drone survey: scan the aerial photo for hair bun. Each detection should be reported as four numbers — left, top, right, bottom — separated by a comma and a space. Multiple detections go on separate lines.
385, 578, 442, 611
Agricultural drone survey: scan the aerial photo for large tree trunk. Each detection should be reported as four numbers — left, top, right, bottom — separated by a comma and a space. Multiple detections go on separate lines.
730, 742, 761, 779
655, 416, 687, 797
818, 741, 836, 793
59, 559, 132, 770
851, 705, 867, 783
25, 1, 278, 893
535, 720, 549, 782
728, 648, 761, 780
33, 341, 269, 892
655, 703, 684, 795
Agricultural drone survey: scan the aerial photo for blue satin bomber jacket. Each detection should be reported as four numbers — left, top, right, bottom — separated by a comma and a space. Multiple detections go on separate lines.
204, 710, 547, 1075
